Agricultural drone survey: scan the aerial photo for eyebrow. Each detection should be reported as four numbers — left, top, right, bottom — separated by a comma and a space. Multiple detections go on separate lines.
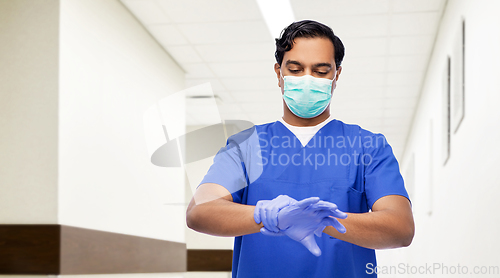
313, 62, 333, 68
285, 60, 333, 68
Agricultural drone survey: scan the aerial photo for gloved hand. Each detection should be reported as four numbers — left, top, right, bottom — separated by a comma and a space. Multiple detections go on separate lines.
254, 195, 298, 233
254, 196, 347, 256
310, 200, 348, 235
255, 196, 348, 235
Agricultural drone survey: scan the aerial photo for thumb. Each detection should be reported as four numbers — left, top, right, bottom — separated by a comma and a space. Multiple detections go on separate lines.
260, 227, 284, 237
299, 234, 322, 257
321, 217, 347, 234
253, 203, 262, 224
314, 225, 325, 237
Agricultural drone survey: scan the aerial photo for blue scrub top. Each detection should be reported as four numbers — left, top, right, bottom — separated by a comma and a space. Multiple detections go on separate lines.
200, 119, 410, 278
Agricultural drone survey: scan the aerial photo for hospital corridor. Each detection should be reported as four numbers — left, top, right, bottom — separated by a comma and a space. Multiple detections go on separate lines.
1, 0, 499, 277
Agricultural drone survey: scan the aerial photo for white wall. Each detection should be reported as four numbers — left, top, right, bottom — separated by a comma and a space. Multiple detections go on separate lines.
58, 0, 186, 243
0, 0, 60, 223
0, 0, 187, 243
377, 0, 500, 276
1, 1, 189, 277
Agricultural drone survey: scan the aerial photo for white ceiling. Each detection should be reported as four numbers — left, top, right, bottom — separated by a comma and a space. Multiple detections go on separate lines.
120, 0, 447, 160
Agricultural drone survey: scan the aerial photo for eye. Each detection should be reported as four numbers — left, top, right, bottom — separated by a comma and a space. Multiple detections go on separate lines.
316, 71, 328, 75
289, 69, 301, 74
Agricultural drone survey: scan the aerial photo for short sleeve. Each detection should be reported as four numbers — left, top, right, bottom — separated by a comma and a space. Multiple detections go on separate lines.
199, 140, 248, 204
362, 132, 410, 209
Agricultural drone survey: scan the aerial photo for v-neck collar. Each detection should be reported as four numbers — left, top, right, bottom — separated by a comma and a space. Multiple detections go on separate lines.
275, 116, 337, 148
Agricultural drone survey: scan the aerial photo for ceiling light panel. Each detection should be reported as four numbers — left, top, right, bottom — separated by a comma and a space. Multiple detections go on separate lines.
256, 0, 295, 39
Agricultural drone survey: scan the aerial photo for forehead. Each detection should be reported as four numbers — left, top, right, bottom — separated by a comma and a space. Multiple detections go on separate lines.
283, 37, 335, 66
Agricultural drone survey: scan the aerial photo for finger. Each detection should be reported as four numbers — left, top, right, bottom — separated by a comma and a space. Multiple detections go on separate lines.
270, 205, 280, 230
310, 202, 347, 219
331, 209, 348, 219
332, 220, 347, 234
263, 208, 273, 231
321, 217, 346, 234
289, 197, 299, 205
300, 234, 322, 257
318, 208, 347, 219
254, 202, 263, 224
264, 208, 279, 233
296, 197, 320, 209
316, 210, 335, 219
314, 225, 325, 237
260, 227, 284, 236
276, 195, 287, 202
314, 201, 338, 211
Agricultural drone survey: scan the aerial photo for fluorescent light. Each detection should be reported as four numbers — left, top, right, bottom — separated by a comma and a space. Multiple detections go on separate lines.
256, 0, 295, 39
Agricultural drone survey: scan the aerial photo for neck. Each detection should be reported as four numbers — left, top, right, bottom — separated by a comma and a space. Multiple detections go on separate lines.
282, 104, 331, 127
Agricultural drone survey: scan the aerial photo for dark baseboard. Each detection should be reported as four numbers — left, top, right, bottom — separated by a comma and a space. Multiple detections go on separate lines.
0, 224, 186, 274
187, 249, 232, 272
0, 225, 60, 274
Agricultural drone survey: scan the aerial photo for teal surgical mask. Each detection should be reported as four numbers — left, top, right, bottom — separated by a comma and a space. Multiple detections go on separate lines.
281, 72, 334, 118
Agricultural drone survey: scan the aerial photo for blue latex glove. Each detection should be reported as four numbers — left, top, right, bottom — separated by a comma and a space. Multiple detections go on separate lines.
254, 195, 297, 233
310, 200, 349, 235
278, 197, 347, 256
255, 197, 347, 256
255, 197, 347, 235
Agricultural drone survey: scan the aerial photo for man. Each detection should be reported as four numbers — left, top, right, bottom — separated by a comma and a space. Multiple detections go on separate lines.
186, 20, 414, 277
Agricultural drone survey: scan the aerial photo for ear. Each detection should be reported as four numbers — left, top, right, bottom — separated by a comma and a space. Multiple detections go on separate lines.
335, 66, 342, 81
274, 63, 282, 88
332, 66, 342, 91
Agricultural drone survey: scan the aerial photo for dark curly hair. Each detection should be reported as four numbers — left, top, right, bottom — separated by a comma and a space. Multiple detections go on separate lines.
275, 20, 345, 69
